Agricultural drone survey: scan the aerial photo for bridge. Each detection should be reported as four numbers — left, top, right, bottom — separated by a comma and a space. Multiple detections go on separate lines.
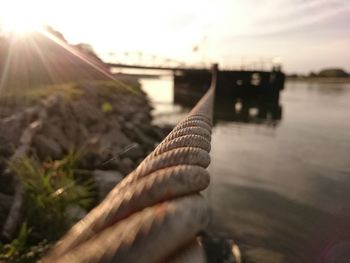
103, 52, 282, 72
103, 52, 190, 70
106, 62, 204, 72
104, 52, 285, 102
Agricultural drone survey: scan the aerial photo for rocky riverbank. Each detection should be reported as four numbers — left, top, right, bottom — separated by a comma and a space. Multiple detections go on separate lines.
0, 79, 171, 239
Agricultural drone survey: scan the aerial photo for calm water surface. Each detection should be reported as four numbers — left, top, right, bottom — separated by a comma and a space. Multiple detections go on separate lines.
141, 78, 350, 263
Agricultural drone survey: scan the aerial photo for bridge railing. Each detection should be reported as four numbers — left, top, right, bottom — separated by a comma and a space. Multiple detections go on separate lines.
42, 65, 218, 263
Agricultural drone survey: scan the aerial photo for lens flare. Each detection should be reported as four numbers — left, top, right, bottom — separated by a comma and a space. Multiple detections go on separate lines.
2, 19, 41, 35
0, 1, 44, 35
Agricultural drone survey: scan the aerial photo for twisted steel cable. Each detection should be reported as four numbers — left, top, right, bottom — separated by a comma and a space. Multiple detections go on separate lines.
43, 65, 217, 263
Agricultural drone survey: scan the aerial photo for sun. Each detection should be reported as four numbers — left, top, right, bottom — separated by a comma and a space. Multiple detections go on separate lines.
0, 1, 45, 35
2, 18, 42, 35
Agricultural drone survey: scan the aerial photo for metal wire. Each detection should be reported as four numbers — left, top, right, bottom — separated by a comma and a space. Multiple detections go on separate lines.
42, 64, 217, 263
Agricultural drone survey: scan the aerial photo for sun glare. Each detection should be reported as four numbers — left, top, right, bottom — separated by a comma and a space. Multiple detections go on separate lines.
0, 1, 44, 35
2, 19, 42, 35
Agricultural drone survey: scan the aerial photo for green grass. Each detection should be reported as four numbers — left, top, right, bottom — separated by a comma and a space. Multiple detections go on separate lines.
85, 79, 143, 96
3, 83, 77, 104
0, 150, 96, 262
0, 77, 143, 261
0, 79, 142, 113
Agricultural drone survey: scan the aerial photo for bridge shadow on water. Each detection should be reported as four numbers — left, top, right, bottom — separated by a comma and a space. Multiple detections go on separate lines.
213, 96, 282, 127
174, 85, 283, 127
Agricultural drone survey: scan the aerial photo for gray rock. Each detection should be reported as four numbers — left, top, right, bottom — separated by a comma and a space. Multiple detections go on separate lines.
22, 107, 40, 125
0, 137, 14, 157
133, 112, 151, 125
40, 122, 70, 151
123, 121, 134, 132
1, 180, 23, 240
93, 170, 123, 200
123, 117, 156, 148
71, 100, 103, 125
0, 193, 13, 226
76, 123, 90, 147
89, 122, 108, 133
61, 116, 80, 144
55, 95, 68, 117
151, 125, 169, 140
32, 134, 63, 160
65, 205, 87, 221
106, 121, 122, 133
38, 96, 65, 119
0, 169, 15, 195
0, 113, 24, 145
118, 157, 135, 175
133, 126, 156, 148
122, 143, 144, 160
99, 129, 131, 152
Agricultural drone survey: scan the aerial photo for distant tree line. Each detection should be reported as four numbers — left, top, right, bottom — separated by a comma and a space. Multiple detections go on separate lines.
309, 68, 349, 78
289, 68, 349, 78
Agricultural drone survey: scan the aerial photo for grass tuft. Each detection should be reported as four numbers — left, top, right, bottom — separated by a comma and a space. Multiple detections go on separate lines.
0, 150, 95, 262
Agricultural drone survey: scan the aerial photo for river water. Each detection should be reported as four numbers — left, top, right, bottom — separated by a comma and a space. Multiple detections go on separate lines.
141, 77, 350, 263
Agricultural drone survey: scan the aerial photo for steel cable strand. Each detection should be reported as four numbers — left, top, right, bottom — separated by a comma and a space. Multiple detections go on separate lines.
44, 121, 212, 261
150, 111, 212, 161
50, 195, 210, 263
44, 118, 212, 260
129, 147, 210, 180
189, 88, 215, 117
171, 120, 211, 134
181, 114, 212, 126
44, 123, 212, 261
43, 65, 217, 262
43, 165, 210, 261
163, 127, 211, 143
148, 135, 211, 159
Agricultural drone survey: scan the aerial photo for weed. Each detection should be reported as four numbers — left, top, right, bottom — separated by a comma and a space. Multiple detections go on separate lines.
0, 151, 95, 262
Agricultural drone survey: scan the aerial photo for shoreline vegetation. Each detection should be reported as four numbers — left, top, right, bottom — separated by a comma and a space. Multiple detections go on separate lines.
287, 68, 350, 83
287, 76, 350, 83
0, 80, 172, 262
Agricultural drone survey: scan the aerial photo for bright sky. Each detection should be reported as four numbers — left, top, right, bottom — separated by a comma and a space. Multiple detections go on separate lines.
0, 0, 349, 73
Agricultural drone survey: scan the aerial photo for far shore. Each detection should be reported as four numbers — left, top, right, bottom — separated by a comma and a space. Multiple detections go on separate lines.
286, 77, 350, 83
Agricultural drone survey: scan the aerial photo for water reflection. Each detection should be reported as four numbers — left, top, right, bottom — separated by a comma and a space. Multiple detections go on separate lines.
207, 81, 350, 263
174, 86, 283, 127
208, 183, 350, 262
142, 78, 350, 263
290, 81, 348, 96
214, 97, 282, 127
